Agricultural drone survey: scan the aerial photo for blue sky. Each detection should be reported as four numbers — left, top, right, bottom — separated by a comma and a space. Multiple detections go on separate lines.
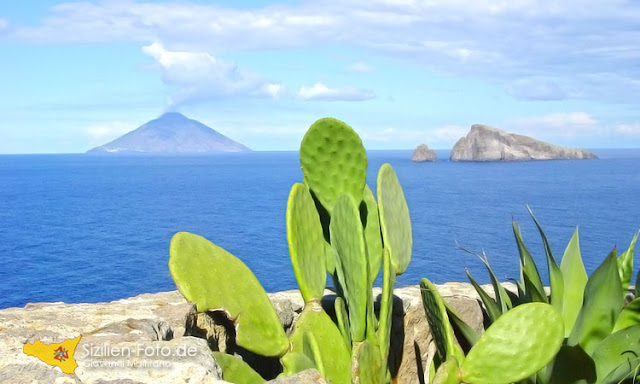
1, 0, 640, 153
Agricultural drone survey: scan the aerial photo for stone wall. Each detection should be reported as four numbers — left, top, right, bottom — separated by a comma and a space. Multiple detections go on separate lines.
0, 283, 486, 384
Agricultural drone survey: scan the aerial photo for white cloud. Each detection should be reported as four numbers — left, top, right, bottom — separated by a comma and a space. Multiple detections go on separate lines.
298, 82, 375, 101
0, 18, 9, 32
86, 121, 137, 142
616, 124, 640, 136
141, 42, 284, 105
509, 112, 600, 139
349, 62, 374, 73
6, 1, 640, 103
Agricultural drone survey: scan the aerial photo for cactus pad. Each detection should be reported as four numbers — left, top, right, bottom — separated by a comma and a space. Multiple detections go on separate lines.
281, 352, 316, 376
169, 232, 289, 357
362, 185, 383, 285
300, 118, 367, 212
352, 340, 384, 384
460, 302, 564, 384
290, 305, 351, 384
420, 278, 463, 363
212, 352, 265, 384
330, 194, 369, 342
377, 163, 412, 275
287, 183, 327, 303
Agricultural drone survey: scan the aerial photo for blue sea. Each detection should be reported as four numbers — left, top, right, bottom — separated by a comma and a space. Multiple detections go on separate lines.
1, 150, 639, 309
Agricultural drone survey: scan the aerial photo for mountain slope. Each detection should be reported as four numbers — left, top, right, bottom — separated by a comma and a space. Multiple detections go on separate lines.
87, 113, 250, 153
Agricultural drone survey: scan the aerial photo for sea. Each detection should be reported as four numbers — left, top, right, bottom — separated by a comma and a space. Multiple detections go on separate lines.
1, 149, 639, 309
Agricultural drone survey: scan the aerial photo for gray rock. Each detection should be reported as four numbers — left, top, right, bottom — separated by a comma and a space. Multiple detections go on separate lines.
450, 124, 597, 161
411, 144, 438, 162
266, 369, 326, 383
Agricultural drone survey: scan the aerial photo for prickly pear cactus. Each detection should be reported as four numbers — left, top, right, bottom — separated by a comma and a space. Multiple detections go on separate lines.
212, 352, 265, 384
377, 163, 412, 275
362, 185, 383, 285
287, 183, 327, 303
299, 118, 367, 212
169, 232, 289, 357
460, 302, 564, 384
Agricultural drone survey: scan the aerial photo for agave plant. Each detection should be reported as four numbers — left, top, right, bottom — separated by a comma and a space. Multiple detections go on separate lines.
424, 208, 640, 383
168, 118, 413, 384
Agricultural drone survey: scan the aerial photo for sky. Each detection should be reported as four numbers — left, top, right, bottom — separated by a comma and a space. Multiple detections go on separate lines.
1, 0, 640, 153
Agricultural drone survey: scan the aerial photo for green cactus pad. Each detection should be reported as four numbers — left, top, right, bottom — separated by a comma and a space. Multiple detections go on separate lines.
420, 278, 464, 364
377, 163, 412, 275
281, 352, 316, 376
299, 118, 367, 212
362, 185, 383, 285
433, 358, 462, 384
377, 249, 395, 362
330, 194, 369, 343
352, 340, 384, 384
334, 296, 352, 348
460, 303, 564, 384
169, 232, 289, 357
289, 305, 351, 384
287, 183, 327, 303
212, 352, 266, 384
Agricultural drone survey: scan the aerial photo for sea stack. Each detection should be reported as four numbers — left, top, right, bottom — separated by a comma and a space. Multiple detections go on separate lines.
411, 144, 438, 162
450, 124, 597, 161
87, 112, 250, 153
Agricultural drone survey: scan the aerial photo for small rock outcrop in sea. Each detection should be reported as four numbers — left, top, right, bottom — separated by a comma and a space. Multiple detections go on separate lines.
87, 112, 250, 153
411, 144, 438, 162
450, 124, 598, 161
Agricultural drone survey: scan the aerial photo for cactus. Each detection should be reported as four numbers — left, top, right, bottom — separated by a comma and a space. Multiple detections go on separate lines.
169, 117, 412, 383
169, 232, 288, 357
299, 118, 367, 212
213, 352, 266, 384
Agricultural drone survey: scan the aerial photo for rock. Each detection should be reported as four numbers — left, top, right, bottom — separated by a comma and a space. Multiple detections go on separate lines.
450, 124, 597, 161
87, 112, 250, 153
266, 369, 326, 383
411, 144, 438, 162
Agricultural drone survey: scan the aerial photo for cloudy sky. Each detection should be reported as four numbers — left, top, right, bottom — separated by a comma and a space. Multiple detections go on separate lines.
1, 0, 640, 153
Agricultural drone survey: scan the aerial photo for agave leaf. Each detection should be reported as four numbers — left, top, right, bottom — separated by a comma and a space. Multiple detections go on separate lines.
513, 222, 547, 303
636, 269, 640, 298
591, 324, 640, 384
559, 227, 588, 337
612, 297, 640, 333
169, 232, 289, 357
527, 205, 565, 314
568, 249, 624, 355
461, 303, 564, 384
420, 278, 465, 366
458, 244, 512, 313
466, 269, 502, 323
617, 232, 638, 295
444, 301, 480, 349
212, 352, 266, 384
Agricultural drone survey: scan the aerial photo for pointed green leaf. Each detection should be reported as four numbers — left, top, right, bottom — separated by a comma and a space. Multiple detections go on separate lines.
568, 250, 624, 355
547, 345, 596, 384
420, 278, 464, 365
302, 331, 324, 377
612, 297, 640, 333
466, 270, 502, 323
560, 228, 588, 337
461, 303, 564, 384
618, 232, 638, 295
334, 296, 352, 349
169, 232, 288, 357
527, 205, 565, 314
287, 183, 327, 303
212, 352, 266, 384
377, 163, 412, 275
444, 301, 480, 349
330, 194, 368, 343
513, 222, 547, 303
592, 324, 640, 384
